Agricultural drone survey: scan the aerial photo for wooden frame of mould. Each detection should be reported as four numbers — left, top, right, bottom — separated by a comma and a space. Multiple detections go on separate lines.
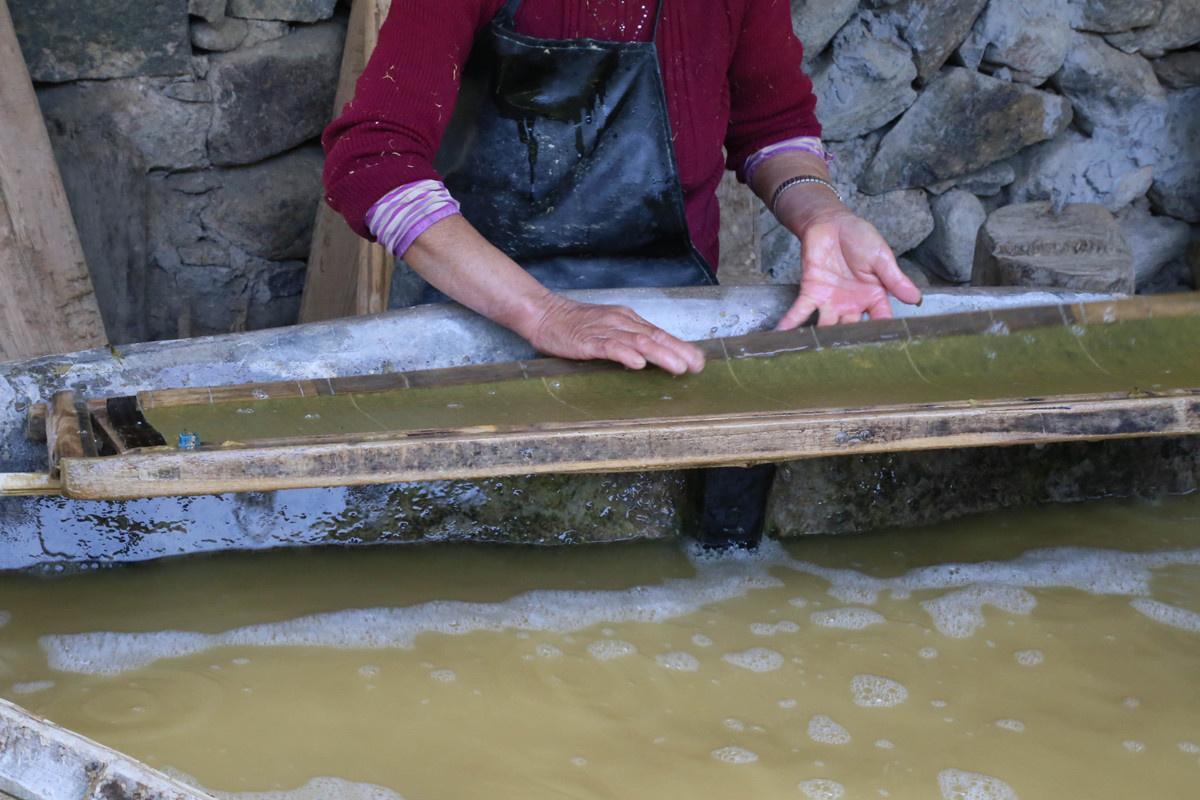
19, 294, 1200, 501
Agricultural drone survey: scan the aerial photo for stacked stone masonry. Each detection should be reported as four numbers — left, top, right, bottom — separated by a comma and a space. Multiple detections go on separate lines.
8, 0, 1198, 343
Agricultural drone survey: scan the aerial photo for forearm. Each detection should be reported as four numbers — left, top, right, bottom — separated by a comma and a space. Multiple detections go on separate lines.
748, 151, 850, 234
402, 213, 554, 341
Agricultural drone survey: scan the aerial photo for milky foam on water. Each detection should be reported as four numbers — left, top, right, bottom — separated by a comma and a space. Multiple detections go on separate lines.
535, 643, 562, 658
937, 769, 1018, 800
850, 674, 908, 708
995, 718, 1025, 732
10, 680, 54, 695
38, 539, 1200, 675
655, 651, 700, 671
798, 778, 845, 799
722, 647, 784, 672
0, 611, 10, 628
710, 746, 758, 764
750, 620, 799, 635
807, 714, 851, 745
586, 639, 637, 660
811, 608, 886, 630
1014, 649, 1044, 666
1130, 598, 1200, 633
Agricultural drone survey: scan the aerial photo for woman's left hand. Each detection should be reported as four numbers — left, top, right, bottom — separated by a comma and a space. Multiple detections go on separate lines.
775, 207, 923, 330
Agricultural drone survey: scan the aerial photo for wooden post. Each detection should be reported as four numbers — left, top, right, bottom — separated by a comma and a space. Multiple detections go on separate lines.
299, 0, 394, 323
0, 0, 106, 360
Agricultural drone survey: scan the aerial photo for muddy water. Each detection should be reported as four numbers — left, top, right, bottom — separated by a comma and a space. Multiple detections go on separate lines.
2, 495, 1200, 800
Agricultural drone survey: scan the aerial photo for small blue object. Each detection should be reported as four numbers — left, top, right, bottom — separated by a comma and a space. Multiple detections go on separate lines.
178, 431, 199, 450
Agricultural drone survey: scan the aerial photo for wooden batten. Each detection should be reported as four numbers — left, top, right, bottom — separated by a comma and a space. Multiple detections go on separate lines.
0, 0, 107, 360
57, 390, 1200, 500
298, 0, 394, 323
45, 390, 85, 469
0, 471, 61, 496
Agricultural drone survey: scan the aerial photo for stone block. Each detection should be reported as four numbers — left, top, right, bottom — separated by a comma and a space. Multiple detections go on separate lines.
1106, 0, 1200, 58
886, 0, 988, 79
852, 189, 935, 256
1116, 201, 1193, 288
201, 145, 325, 261
1189, 239, 1200, 288
191, 17, 289, 52
1053, 33, 1167, 138
928, 162, 1015, 196
8, 0, 191, 82
790, 0, 858, 65
37, 78, 211, 172
1007, 129, 1157, 214
1152, 51, 1200, 89
1148, 87, 1200, 223
914, 189, 987, 283
859, 68, 1072, 195
189, 0, 228, 23
227, 0, 337, 22
1067, 0, 1163, 33
767, 437, 1200, 537
972, 202, 1134, 293
959, 0, 1074, 85
809, 14, 918, 142
208, 21, 345, 165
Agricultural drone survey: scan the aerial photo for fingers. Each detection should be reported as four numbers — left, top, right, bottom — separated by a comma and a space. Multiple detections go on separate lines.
530, 299, 705, 374
776, 295, 819, 331
873, 250, 923, 307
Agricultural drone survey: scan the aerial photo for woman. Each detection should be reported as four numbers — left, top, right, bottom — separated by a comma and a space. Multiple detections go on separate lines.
323, 0, 920, 375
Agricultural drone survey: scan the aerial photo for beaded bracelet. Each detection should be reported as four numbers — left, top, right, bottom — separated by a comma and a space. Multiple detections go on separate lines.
770, 176, 843, 216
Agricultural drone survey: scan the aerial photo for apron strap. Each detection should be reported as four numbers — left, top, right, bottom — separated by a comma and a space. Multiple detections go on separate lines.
501, 0, 522, 17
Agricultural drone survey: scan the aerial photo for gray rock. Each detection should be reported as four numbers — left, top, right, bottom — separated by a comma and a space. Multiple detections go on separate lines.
1152, 51, 1200, 89
959, 0, 1074, 85
899, 257, 934, 288
809, 15, 919, 141
768, 437, 1200, 536
37, 77, 211, 172
1117, 201, 1193, 287
1066, 0, 1163, 33
227, 0, 337, 22
191, 16, 290, 52
207, 22, 345, 165
1189, 239, 1200, 288
1053, 33, 1167, 137
791, 0, 859, 65
8, 0, 191, 82
886, 0, 989, 79
1148, 87, 1200, 222
928, 162, 1016, 196
851, 189, 935, 255
914, 190, 987, 282
972, 202, 1134, 293
201, 146, 325, 261
1007, 129, 1156, 213
189, 0, 228, 23
860, 68, 1073, 195
1106, 0, 1200, 58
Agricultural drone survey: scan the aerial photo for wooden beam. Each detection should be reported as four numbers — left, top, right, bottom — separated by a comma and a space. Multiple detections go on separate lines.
57, 390, 1200, 500
298, 0, 394, 323
0, 0, 106, 360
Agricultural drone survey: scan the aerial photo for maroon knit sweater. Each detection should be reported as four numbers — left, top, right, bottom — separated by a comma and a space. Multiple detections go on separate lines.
322, 0, 820, 268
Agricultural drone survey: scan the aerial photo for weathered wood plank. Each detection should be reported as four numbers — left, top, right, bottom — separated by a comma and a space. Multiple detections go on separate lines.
0, 698, 215, 800
0, 472, 61, 496
58, 391, 1200, 500
46, 390, 83, 468
298, 0, 393, 323
0, 0, 106, 360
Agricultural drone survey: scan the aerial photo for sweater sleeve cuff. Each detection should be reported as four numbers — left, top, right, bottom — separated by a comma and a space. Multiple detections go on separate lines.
741, 136, 832, 186
366, 179, 462, 258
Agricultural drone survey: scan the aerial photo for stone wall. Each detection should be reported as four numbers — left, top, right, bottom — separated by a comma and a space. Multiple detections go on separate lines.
9, 0, 1200, 344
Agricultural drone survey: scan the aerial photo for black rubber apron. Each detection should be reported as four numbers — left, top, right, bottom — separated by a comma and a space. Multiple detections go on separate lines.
429, 0, 716, 298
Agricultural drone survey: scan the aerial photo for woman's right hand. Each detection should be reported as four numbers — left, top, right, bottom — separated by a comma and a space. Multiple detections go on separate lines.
521, 294, 706, 375
403, 214, 705, 375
